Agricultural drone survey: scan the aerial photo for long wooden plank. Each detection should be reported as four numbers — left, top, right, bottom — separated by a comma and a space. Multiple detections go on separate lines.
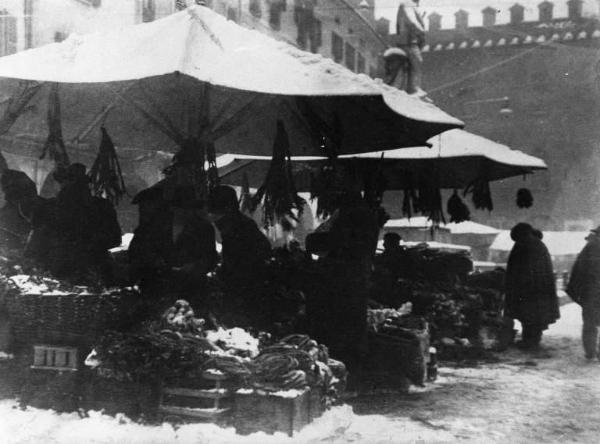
158, 405, 230, 419
163, 387, 230, 399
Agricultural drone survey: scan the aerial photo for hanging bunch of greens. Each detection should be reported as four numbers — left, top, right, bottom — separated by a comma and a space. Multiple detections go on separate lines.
40, 83, 70, 167
516, 188, 533, 208
239, 171, 254, 214
88, 127, 127, 205
362, 155, 388, 209
447, 190, 470, 223
163, 138, 219, 203
402, 187, 420, 219
310, 162, 340, 219
252, 120, 306, 231
464, 178, 493, 211
417, 180, 446, 227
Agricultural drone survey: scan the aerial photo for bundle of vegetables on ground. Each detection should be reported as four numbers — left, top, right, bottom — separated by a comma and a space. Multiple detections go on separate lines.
93, 301, 346, 402
247, 334, 347, 405
391, 279, 503, 347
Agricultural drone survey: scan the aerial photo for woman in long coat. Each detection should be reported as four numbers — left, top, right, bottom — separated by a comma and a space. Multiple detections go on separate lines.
567, 227, 600, 359
505, 223, 560, 348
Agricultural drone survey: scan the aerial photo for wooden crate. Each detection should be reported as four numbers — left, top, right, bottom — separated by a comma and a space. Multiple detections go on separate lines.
158, 370, 232, 424
233, 389, 312, 437
31, 345, 78, 372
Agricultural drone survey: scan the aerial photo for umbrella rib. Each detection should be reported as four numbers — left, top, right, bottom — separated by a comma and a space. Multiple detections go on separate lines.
209, 95, 268, 141
138, 82, 185, 143
107, 85, 184, 146
70, 82, 139, 144
210, 92, 257, 131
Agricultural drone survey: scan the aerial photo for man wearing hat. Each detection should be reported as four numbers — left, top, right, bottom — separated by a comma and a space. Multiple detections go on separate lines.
568, 226, 600, 360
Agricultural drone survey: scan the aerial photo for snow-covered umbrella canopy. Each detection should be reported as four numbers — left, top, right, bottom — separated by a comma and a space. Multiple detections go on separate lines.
0, 5, 462, 160
218, 129, 547, 190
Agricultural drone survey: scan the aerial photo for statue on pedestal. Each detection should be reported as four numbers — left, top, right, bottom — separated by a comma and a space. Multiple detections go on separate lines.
387, 0, 426, 95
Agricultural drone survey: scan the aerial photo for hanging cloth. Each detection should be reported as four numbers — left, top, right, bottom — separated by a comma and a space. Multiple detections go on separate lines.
40, 83, 70, 167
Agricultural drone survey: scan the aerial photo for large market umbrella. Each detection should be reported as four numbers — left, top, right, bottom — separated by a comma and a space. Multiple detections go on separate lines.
217, 129, 548, 190
0, 5, 462, 167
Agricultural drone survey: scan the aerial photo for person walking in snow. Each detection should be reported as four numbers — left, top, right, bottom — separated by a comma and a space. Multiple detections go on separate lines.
567, 226, 600, 360
505, 223, 560, 349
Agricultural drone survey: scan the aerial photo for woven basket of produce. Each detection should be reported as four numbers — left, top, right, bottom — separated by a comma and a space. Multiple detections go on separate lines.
367, 329, 428, 386
4, 279, 141, 347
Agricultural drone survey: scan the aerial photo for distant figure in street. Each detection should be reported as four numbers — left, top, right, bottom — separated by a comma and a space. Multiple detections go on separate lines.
505, 223, 560, 349
567, 226, 600, 360
380, 232, 410, 279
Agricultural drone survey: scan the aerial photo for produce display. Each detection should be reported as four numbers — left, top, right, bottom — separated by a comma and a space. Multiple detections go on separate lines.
93, 300, 346, 405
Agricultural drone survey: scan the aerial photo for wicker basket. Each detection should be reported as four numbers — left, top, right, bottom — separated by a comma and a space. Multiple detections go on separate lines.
5, 287, 141, 348
366, 329, 429, 386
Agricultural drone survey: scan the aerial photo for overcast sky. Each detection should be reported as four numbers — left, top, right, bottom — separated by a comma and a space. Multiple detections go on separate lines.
374, 0, 599, 31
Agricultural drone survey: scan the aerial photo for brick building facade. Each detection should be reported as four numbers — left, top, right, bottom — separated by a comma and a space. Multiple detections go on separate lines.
389, 0, 600, 230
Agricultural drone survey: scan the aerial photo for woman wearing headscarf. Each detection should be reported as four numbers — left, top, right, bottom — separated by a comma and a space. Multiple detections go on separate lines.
505, 223, 560, 349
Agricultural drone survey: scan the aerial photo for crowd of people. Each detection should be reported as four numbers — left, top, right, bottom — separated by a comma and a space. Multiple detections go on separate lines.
0, 164, 121, 282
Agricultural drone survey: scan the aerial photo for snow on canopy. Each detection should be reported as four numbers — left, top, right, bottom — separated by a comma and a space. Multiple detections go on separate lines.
218, 129, 547, 189
0, 4, 463, 159
0, 5, 461, 131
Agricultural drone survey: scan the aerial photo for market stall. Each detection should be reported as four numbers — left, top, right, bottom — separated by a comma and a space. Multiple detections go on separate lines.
0, 4, 469, 435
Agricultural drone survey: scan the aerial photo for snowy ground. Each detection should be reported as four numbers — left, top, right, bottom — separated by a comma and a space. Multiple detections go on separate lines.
1, 303, 599, 443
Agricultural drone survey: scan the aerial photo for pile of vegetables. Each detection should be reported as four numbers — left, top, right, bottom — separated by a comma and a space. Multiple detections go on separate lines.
93, 300, 346, 402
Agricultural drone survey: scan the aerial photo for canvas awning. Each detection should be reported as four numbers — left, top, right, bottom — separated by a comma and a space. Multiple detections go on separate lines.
218, 129, 547, 189
0, 5, 462, 159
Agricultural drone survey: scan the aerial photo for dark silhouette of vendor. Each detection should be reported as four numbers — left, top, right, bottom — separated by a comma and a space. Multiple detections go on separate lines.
31, 163, 121, 283
306, 190, 380, 382
0, 170, 40, 253
380, 232, 411, 279
207, 185, 271, 323
129, 185, 218, 310
208, 185, 271, 282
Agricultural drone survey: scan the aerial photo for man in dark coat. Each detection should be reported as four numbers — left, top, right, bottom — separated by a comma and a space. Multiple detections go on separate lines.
567, 226, 600, 360
306, 191, 380, 382
129, 186, 218, 312
207, 185, 271, 325
208, 185, 271, 282
505, 223, 560, 349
